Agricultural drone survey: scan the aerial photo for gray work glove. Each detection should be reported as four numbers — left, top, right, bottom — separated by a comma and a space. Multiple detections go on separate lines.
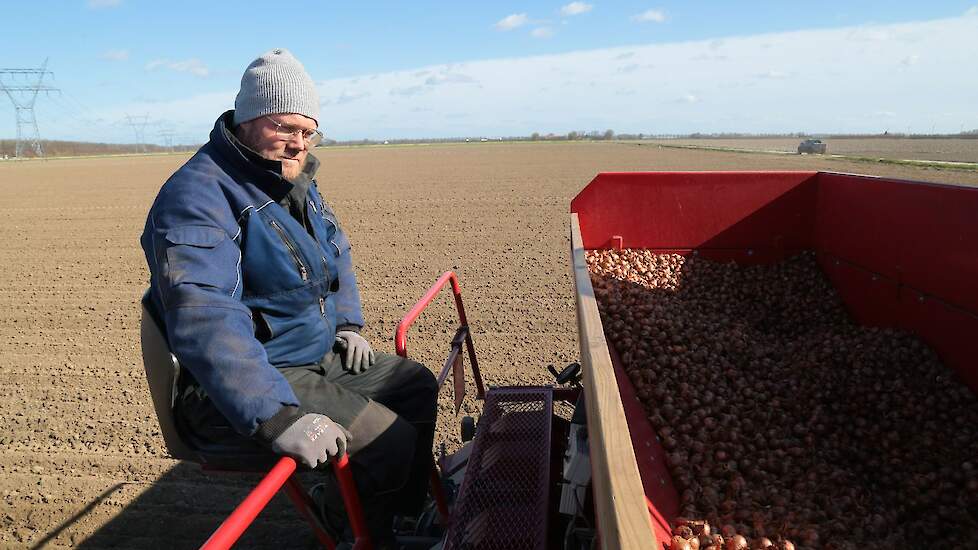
335, 330, 376, 374
271, 413, 353, 469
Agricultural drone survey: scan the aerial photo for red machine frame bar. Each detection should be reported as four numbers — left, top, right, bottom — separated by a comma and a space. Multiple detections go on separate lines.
395, 270, 486, 401
200, 455, 371, 550
395, 270, 489, 526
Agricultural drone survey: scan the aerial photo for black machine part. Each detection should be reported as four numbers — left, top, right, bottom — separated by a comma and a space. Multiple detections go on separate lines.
548, 362, 582, 387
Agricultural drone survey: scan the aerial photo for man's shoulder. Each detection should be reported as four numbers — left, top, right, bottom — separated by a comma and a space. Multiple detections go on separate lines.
163, 145, 227, 190
151, 146, 243, 229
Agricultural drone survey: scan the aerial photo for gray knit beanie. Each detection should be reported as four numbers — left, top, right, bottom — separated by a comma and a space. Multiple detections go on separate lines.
233, 48, 320, 127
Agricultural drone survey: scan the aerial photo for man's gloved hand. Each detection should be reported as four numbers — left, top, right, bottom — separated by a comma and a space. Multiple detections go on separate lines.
335, 330, 376, 374
271, 413, 353, 469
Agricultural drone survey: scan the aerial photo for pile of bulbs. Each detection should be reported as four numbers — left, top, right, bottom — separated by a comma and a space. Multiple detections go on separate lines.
587, 250, 978, 549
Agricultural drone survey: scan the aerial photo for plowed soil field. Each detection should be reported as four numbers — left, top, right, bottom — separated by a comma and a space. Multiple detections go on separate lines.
2, 142, 977, 548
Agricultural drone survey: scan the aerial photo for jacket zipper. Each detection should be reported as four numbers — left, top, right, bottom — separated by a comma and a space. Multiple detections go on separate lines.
269, 219, 308, 281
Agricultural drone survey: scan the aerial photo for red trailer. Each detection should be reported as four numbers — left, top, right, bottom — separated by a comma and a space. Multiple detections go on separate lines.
142, 171, 978, 549
569, 171, 978, 548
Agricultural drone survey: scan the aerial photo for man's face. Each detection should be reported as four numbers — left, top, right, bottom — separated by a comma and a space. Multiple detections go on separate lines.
236, 113, 317, 181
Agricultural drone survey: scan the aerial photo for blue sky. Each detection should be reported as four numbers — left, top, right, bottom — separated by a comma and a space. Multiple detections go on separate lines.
1, 1, 977, 143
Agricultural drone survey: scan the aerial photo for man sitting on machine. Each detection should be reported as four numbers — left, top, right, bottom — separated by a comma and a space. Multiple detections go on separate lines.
140, 48, 438, 548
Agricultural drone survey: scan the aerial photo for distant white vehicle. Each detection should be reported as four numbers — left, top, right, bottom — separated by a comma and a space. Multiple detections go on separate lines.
383, 140, 389, 145
480, 138, 488, 142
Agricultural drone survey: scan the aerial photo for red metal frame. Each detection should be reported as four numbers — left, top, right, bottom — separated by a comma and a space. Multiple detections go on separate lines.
571, 171, 978, 537
394, 271, 489, 527
395, 270, 486, 405
200, 455, 371, 550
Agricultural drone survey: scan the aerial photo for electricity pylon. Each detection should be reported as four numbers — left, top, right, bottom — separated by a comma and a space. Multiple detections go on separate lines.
0, 59, 59, 158
124, 114, 150, 153
158, 129, 175, 152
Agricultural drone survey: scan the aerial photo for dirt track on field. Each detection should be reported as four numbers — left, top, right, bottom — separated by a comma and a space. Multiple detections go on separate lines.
2, 142, 977, 548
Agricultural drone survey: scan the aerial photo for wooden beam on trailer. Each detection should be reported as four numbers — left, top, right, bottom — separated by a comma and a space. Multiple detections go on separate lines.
569, 213, 658, 549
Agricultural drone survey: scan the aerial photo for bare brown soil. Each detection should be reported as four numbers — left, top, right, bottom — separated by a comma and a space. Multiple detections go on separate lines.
649, 137, 978, 163
2, 142, 977, 548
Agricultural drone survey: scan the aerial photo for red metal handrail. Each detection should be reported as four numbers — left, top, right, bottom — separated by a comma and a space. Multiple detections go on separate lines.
201, 457, 297, 550
395, 271, 487, 527
395, 271, 485, 401
200, 455, 371, 550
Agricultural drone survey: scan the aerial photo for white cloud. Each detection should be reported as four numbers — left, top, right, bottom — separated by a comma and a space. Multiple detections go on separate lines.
846, 28, 891, 42
632, 9, 666, 23
101, 49, 129, 61
966, 5, 978, 15
753, 70, 790, 79
425, 72, 478, 85
335, 90, 370, 105
42, 14, 978, 142
531, 27, 555, 39
87, 0, 121, 8
494, 13, 529, 31
560, 2, 593, 16
390, 85, 425, 97
145, 58, 210, 78
901, 54, 921, 66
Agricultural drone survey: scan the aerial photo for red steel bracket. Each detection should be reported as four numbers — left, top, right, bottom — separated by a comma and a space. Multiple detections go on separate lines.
395, 271, 486, 408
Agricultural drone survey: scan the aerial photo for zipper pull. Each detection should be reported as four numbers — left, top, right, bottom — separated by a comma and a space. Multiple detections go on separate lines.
319, 296, 326, 316
300, 264, 308, 281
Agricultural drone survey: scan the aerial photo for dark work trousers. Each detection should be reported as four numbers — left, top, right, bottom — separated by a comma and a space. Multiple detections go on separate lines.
175, 349, 439, 546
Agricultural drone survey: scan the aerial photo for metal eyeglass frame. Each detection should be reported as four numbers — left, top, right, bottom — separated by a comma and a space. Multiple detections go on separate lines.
265, 116, 324, 146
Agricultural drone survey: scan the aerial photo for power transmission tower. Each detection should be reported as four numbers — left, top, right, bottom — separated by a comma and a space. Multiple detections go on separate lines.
0, 59, 59, 158
158, 129, 175, 152
124, 114, 150, 153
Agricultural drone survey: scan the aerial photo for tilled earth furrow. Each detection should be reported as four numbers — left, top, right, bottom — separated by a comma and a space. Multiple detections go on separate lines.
2, 143, 976, 547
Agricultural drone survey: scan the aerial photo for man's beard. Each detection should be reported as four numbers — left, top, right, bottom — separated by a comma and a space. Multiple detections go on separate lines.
280, 154, 306, 181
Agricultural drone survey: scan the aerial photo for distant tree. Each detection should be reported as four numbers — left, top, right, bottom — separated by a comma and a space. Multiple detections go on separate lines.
567, 131, 579, 141
638, 133, 645, 140
530, 132, 540, 141
603, 129, 615, 140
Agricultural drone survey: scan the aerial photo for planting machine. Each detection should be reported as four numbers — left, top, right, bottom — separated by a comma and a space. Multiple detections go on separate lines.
140, 171, 978, 549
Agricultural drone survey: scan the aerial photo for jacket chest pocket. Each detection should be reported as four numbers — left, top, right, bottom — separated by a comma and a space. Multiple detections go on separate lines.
268, 219, 309, 282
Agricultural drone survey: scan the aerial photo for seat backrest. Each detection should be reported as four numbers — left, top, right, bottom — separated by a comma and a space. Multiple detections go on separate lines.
139, 291, 197, 461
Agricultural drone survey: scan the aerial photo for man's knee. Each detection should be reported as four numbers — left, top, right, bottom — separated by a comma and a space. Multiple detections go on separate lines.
405, 361, 438, 419
413, 362, 438, 398
353, 416, 417, 494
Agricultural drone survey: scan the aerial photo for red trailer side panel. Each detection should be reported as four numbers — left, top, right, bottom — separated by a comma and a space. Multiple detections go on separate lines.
814, 173, 978, 393
815, 173, 978, 314
571, 171, 818, 257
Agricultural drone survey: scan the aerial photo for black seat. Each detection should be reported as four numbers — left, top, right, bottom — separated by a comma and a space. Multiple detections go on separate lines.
139, 290, 276, 469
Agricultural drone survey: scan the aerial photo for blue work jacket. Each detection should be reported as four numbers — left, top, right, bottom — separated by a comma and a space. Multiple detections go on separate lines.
140, 112, 364, 438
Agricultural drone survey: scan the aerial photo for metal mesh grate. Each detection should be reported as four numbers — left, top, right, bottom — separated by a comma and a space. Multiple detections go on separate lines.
443, 387, 553, 550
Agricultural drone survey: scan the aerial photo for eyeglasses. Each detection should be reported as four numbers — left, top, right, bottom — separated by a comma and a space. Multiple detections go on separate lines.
265, 116, 324, 146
